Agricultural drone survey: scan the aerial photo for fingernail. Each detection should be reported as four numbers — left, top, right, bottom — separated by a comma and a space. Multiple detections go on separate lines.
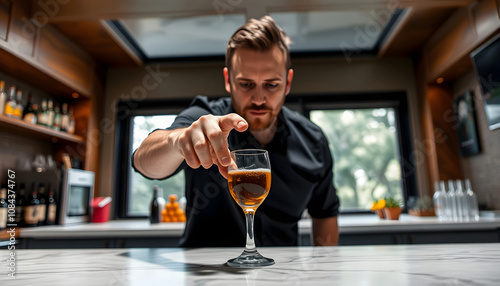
237, 121, 246, 128
222, 157, 229, 166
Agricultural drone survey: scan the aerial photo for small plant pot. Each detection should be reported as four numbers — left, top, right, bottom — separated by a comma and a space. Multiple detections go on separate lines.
383, 207, 402, 220
374, 209, 385, 219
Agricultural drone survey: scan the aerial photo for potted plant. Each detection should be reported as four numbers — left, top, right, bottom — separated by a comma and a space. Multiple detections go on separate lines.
371, 199, 386, 219
383, 197, 402, 220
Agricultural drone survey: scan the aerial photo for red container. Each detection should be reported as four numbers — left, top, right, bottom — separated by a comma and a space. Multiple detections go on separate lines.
91, 197, 112, 223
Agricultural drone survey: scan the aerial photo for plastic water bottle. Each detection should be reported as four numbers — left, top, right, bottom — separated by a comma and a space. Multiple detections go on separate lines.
432, 181, 447, 220
465, 179, 480, 221
455, 180, 469, 221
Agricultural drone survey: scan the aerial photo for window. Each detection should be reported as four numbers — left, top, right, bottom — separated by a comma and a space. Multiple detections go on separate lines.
127, 115, 185, 216
115, 93, 416, 218
310, 108, 403, 211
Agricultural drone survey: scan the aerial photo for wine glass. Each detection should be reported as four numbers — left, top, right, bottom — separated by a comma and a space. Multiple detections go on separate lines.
226, 149, 274, 267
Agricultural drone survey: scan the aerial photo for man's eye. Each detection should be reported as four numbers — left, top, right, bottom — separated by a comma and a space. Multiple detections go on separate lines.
266, 83, 279, 88
240, 82, 254, 88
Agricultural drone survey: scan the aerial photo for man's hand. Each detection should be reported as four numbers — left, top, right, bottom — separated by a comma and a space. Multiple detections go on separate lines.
173, 113, 248, 178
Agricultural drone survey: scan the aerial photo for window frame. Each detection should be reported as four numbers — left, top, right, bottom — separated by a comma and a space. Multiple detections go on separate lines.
113, 92, 417, 218
113, 98, 192, 219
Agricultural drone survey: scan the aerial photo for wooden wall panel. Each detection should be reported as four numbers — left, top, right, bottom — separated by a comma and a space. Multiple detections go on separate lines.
427, 84, 463, 182
0, 0, 11, 41
36, 25, 94, 97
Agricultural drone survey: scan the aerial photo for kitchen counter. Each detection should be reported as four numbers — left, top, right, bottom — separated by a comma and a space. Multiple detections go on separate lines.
19, 214, 500, 238
5, 243, 500, 285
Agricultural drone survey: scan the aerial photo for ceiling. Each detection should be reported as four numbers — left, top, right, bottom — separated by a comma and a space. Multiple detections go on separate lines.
39, 0, 471, 69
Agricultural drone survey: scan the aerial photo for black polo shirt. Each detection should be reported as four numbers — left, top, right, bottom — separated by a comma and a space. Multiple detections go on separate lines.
134, 96, 339, 247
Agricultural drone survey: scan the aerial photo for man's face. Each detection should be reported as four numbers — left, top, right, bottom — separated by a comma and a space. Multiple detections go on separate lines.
224, 45, 293, 131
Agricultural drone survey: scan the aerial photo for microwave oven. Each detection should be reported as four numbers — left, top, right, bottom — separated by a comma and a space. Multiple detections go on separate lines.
58, 168, 95, 225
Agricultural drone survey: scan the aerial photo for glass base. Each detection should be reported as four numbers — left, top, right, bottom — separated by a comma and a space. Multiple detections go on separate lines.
226, 250, 275, 268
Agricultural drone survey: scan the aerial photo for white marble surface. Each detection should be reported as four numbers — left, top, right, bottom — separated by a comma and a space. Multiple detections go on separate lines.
19, 214, 500, 238
2, 243, 500, 285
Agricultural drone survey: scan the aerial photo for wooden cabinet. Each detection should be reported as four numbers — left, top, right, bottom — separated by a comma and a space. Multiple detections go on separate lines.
0, 0, 103, 186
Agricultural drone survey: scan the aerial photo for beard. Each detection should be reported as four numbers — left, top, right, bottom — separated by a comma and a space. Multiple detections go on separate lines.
242, 105, 277, 131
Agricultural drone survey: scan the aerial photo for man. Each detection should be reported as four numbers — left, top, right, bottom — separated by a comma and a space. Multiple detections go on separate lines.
133, 16, 339, 247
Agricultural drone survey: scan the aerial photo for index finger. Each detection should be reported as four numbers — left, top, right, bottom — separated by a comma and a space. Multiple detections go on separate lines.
205, 114, 247, 167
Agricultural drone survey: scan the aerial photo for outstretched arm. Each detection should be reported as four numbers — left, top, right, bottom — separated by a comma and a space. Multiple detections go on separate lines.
133, 113, 248, 179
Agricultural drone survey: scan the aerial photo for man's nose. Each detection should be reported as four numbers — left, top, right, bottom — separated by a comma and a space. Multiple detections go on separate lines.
251, 87, 266, 105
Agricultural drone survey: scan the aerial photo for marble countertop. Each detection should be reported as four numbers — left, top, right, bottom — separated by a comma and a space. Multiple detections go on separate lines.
3, 243, 500, 285
19, 214, 500, 238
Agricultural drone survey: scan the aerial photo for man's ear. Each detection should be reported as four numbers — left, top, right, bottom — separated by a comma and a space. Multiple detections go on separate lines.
223, 67, 231, 94
285, 69, 294, 96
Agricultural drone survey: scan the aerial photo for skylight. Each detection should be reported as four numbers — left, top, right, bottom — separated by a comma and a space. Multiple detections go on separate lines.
110, 9, 402, 62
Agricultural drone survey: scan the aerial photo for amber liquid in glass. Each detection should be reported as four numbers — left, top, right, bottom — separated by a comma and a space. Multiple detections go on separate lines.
228, 169, 271, 211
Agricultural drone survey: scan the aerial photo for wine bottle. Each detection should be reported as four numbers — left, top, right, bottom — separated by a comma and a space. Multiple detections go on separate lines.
23, 93, 37, 124
45, 183, 57, 225
61, 102, 69, 132
24, 183, 39, 227
0, 80, 7, 115
0, 185, 8, 231
47, 99, 55, 128
37, 183, 47, 226
53, 103, 61, 131
15, 183, 26, 226
4, 85, 17, 117
149, 186, 165, 224
37, 98, 48, 126
14, 89, 24, 119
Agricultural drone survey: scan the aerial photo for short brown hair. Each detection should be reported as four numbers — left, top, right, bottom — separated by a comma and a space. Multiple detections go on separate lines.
225, 15, 291, 72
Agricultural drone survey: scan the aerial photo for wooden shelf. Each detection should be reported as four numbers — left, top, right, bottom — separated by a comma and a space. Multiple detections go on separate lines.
0, 114, 84, 144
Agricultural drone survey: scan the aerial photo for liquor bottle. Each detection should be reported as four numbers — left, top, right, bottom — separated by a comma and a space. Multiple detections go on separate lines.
15, 183, 26, 226
37, 98, 48, 126
23, 93, 37, 124
60, 102, 69, 132
446, 180, 458, 221
4, 85, 17, 117
432, 181, 447, 220
37, 183, 47, 226
24, 182, 39, 227
67, 105, 75, 134
455, 180, 469, 221
465, 179, 480, 221
0, 185, 8, 231
14, 90, 24, 119
47, 99, 55, 128
45, 183, 57, 225
53, 103, 61, 131
0, 80, 7, 115
149, 186, 166, 224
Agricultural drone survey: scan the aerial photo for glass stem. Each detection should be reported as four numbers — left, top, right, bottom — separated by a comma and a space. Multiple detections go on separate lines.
244, 210, 256, 252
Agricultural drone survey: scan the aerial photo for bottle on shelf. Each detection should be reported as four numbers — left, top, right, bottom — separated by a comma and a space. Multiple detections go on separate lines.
15, 183, 26, 226
67, 105, 75, 134
4, 85, 17, 118
53, 103, 61, 131
23, 93, 37, 124
37, 183, 47, 226
432, 181, 447, 220
61, 102, 69, 132
0, 185, 8, 231
149, 185, 166, 224
37, 98, 48, 126
14, 89, 24, 119
0, 80, 7, 115
24, 182, 40, 227
465, 179, 480, 221
45, 183, 57, 225
47, 99, 55, 128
